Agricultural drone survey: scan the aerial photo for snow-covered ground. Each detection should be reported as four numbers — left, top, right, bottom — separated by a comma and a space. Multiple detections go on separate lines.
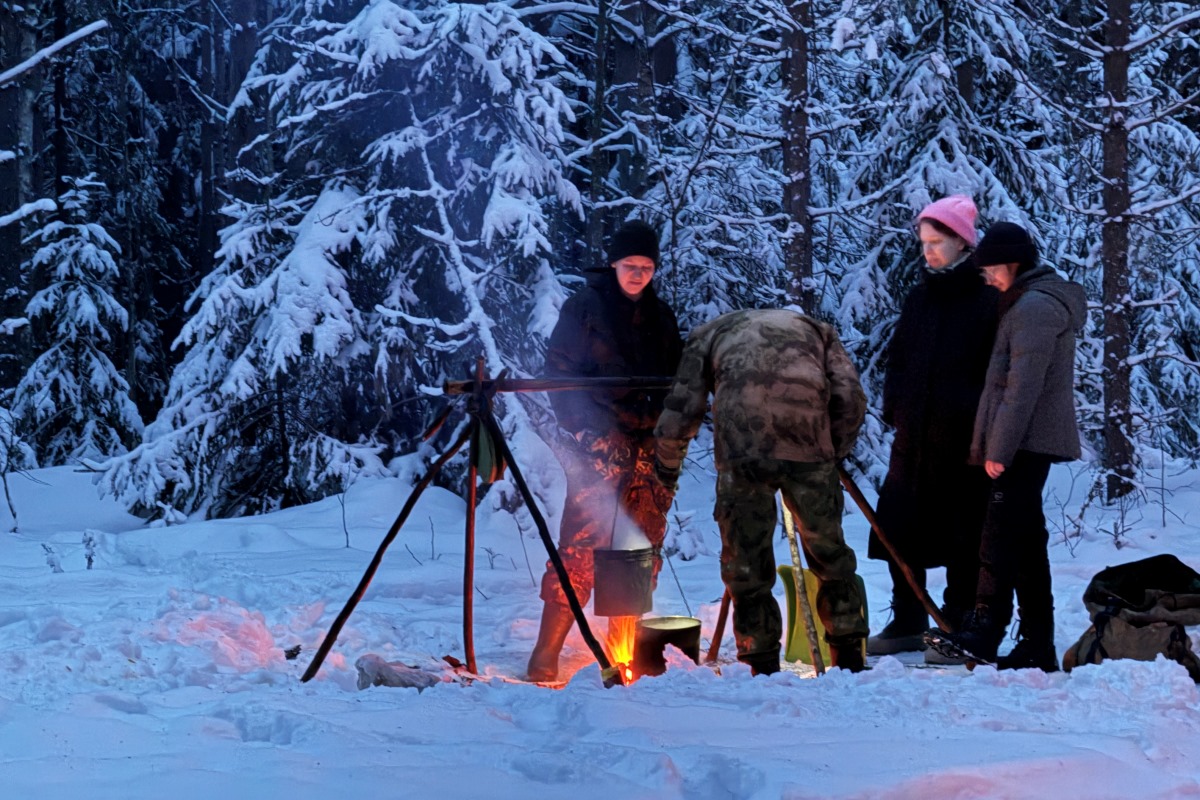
2, 457, 1199, 799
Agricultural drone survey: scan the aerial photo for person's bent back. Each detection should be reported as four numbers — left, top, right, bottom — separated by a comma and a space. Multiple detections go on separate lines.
654, 309, 870, 674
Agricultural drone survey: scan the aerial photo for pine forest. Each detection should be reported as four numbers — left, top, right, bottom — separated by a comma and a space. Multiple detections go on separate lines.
1, 0, 1198, 529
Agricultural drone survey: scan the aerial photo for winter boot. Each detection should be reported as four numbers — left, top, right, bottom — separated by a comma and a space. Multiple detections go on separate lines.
996, 638, 1060, 672
867, 569, 928, 656
867, 608, 928, 655
924, 605, 970, 665
997, 616, 1059, 672
526, 603, 575, 682
925, 606, 1003, 663
742, 651, 781, 676
829, 637, 867, 673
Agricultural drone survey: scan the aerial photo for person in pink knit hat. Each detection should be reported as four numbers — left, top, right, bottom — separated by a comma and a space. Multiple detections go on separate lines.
866, 193, 999, 664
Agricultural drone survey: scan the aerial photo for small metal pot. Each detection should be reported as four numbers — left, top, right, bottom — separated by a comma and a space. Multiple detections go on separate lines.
633, 616, 702, 677
592, 547, 655, 617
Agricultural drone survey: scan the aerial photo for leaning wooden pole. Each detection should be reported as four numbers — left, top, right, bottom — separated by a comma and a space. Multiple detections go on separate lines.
301, 425, 473, 683
837, 466, 952, 632
476, 405, 621, 685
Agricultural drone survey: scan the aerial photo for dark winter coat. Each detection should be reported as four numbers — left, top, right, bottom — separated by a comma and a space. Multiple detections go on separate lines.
545, 268, 683, 441
971, 265, 1086, 466
870, 258, 999, 567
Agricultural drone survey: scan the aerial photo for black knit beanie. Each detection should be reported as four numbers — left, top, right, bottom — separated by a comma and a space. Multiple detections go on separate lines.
607, 220, 660, 266
975, 221, 1039, 274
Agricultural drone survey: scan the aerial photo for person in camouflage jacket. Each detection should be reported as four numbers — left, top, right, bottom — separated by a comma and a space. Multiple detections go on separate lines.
654, 308, 870, 674
527, 220, 683, 683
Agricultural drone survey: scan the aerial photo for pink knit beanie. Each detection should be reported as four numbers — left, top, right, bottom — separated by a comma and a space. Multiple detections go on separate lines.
917, 194, 978, 247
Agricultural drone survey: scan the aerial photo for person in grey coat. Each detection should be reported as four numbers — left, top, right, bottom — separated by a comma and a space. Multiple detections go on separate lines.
925, 221, 1086, 672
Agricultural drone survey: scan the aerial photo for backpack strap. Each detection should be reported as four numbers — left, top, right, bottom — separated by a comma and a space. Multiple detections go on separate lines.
1085, 610, 1114, 664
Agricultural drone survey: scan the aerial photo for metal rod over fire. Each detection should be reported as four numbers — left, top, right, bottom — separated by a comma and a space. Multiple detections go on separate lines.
444, 376, 675, 395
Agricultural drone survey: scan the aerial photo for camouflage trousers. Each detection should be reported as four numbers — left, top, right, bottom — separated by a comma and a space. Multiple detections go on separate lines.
714, 459, 868, 665
540, 435, 674, 608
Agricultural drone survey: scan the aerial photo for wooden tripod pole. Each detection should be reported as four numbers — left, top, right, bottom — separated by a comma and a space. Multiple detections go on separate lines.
301, 424, 473, 682
836, 466, 953, 632
477, 406, 619, 683
461, 358, 485, 675
705, 589, 732, 664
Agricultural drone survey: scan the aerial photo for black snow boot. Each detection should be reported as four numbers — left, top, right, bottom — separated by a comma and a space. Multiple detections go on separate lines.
996, 617, 1059, 672
866, 617, 927, 655
742, 651, 781, 676
925, 606, 1003, 663
924, 605, 972, 665
526, 603, 574, 682
996, 638, 1060, 672
829, 637, 868, 673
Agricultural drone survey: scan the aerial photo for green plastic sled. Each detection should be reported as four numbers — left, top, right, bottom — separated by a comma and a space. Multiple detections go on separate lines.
777, 565, 868, 665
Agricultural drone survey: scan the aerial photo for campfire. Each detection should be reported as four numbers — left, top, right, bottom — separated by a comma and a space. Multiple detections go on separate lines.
607, 615, 638, 684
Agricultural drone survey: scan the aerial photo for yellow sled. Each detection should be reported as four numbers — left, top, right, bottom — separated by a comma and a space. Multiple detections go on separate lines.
777, 565, 867, 665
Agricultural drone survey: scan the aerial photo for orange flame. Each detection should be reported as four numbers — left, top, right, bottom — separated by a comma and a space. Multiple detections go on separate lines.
607, 615, 638, 682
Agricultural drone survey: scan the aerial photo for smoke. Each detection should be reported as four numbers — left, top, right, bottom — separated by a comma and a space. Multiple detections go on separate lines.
611, 507, 652, 551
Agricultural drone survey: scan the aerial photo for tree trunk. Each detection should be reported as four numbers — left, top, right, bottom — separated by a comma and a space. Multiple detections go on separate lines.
52, 0, 69, 200
0, 3, 39, 388
197, 0, 218, 279
782, 1, 814, 314
586, 0, 611, 257
1101, 0, 1135, 501
611, 1, 652, 203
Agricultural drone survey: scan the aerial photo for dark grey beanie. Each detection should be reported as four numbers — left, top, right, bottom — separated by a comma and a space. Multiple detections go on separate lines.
608, 220, 660, 266
975, 221, 1039, 274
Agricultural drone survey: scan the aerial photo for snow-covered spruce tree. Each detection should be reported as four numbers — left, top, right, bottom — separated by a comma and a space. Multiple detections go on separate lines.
1028, 0, 1200, 499
101, 0, 580, 520
630, 0, 795, 329
624, 2, 885, 331
517, 0, 682, 285
829, 0, 1065, 478
54, 1, 190, 422
8, 178, 142, 462
0, 403, 36, 532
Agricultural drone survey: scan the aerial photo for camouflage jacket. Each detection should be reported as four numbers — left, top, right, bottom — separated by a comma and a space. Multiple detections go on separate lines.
655, 309, 866, 471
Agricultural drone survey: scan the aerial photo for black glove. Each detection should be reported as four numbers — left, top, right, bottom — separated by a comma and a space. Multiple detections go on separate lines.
653, 458, 681, 492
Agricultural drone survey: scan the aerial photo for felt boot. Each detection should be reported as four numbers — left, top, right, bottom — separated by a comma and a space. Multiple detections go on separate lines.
526, 603, 574, 682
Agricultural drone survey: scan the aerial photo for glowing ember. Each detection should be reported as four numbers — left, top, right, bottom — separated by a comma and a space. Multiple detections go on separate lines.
607, 615, 638, 681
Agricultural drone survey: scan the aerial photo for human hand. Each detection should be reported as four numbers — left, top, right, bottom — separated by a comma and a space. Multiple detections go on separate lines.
568, 429, 603, 452
985, 460, 1006, 479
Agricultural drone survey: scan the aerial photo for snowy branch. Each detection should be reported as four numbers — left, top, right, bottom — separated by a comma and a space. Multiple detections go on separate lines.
0, 198, 56, 229
171, 59, 230, 122
1127, 88, 1200, 132
1124, 9, 1200, 54
1129, 182, 1200, 217
0, 20, 109, 88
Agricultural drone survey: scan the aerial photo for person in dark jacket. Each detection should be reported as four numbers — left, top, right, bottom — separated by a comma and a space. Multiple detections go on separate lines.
526, 220, 683, 683
867, 195, 999, 660
925, 221, 1086, 671
654, 309, 869, 674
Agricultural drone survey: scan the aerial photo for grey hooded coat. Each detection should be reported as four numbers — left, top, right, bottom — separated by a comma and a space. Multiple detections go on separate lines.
970, 265, 1087, 466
